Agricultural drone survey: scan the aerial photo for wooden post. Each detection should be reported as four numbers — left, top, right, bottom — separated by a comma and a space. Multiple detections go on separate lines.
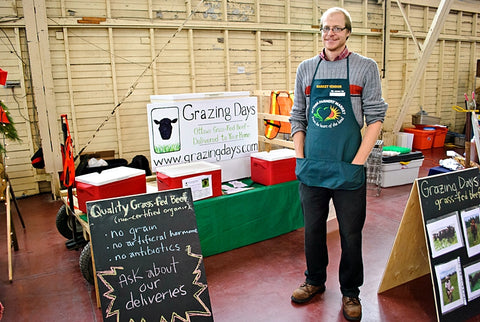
23, 0, 63, 196
6, 183, 12, 282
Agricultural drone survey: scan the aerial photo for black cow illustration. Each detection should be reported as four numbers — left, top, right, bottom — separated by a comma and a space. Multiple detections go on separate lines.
154, 118, 177, 140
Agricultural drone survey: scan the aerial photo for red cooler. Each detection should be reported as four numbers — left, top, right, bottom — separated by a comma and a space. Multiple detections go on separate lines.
250, 149, 296, 185
75, 166, 146, 213
156, 161, 222, 200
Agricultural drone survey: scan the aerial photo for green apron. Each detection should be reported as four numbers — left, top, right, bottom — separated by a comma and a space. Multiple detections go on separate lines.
295, 57, 365, 190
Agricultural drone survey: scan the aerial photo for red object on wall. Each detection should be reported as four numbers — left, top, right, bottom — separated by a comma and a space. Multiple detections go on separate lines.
0, 68, 7, 86
0, 107, 10, 124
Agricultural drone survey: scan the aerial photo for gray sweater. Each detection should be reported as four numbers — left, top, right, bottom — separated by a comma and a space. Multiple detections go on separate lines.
289, 52, 388, 136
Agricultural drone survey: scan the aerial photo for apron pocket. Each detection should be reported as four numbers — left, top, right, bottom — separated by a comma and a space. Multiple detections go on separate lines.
337, 162, 365, 190
296, 158, 365, 190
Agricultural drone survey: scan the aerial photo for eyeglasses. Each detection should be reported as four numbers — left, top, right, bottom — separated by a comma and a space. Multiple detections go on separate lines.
321, 26, 347, 33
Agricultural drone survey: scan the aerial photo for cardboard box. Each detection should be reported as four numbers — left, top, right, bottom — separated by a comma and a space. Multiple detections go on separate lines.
411, 114, 440, 125
381, 158, 424, 188
403, 128, 435, 150
75, 166, 146, 213
250, 149, 296, 185
156, 161, 222, 201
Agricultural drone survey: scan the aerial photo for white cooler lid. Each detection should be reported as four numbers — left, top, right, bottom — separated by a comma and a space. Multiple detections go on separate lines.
250, 149, 296, 161
156, 161, 221, 177
75, 166, 145, 186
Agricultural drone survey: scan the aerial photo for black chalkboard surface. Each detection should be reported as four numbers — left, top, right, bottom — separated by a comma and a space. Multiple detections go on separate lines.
86, 188, 214, 322
417, 167, 480, 322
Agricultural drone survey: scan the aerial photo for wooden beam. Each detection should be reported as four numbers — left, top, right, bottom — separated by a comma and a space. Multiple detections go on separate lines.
452, 41, 461, 128
148, 0, 159, 95
392, 0, 454, 133
469, 13, 478, 91
256, 31, 262, 90
396, 0, 421, 55
23, 0, 63, 195
188, 29, 196, 92
286, 32, 292, 91
285, 0, 291, 90
390, 0, 480, 14
62, 28, 80, 150
313, 0, 319, 55
186, 0, 196, 92
13, 27, 36, 174
108, 27, 123, 156
223, 0, 231, 91
224, 29, 231, 91
436, 40, 445, 118
382, 0, 391, 96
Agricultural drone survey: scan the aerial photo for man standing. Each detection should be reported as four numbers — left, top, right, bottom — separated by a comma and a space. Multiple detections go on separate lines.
289, 7, 388, 321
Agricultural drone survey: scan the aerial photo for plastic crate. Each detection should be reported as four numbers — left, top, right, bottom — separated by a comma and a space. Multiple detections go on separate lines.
414, 125, 448, 148
403, 128, 435, 150
381, 159, 424, 187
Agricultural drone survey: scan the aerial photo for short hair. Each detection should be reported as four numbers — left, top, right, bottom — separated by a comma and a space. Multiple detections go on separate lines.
320, 7, 352, 33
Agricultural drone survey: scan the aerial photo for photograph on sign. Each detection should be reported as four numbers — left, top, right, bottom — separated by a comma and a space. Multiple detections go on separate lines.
460, 206, 480, 257
149, 106, 181, 154
434, 257, 466, 314
426, 212, 464, 258
463, 261, 480, 302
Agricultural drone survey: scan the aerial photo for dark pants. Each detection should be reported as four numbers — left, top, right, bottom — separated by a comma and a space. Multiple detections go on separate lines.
299, 182, 366, 298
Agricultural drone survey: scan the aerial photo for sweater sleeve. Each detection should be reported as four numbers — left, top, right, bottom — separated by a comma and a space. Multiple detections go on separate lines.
289, 57, 318, 136
361, 58, 388, 126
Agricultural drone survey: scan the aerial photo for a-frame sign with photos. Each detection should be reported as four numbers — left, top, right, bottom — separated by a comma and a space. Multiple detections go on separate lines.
379, 167, 480, 322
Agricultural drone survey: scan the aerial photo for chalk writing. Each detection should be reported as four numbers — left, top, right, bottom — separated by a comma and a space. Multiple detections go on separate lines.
87, 189, 213, 322
88, 191, 192, 221
419, 171, 480, 211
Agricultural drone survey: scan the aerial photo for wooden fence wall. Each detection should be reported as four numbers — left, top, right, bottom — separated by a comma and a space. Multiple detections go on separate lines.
0, 0, 479, 196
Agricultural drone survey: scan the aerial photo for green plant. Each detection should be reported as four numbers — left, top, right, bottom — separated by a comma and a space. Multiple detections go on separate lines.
0, 100, 20, 153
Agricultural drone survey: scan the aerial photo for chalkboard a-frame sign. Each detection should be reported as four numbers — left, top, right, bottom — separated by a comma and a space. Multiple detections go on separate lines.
86, 188, 214, 322
417, 167, 480, 322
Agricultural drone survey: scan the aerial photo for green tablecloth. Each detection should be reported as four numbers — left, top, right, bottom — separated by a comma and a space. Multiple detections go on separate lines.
79, 179, 304, 257
194, 179, 304, 257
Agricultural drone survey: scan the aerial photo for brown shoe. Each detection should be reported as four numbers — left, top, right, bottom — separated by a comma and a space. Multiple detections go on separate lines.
342, 296, 362, 321
291, 282, 325, 303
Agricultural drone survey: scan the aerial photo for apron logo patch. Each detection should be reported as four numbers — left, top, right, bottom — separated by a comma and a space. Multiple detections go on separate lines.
311, 99, 346, 128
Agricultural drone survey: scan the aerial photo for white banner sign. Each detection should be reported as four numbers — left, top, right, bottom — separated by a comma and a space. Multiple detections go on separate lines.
147, 93, 258, 173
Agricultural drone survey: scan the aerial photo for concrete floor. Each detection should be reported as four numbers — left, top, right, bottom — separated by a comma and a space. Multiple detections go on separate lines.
1, 147, 480, 321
